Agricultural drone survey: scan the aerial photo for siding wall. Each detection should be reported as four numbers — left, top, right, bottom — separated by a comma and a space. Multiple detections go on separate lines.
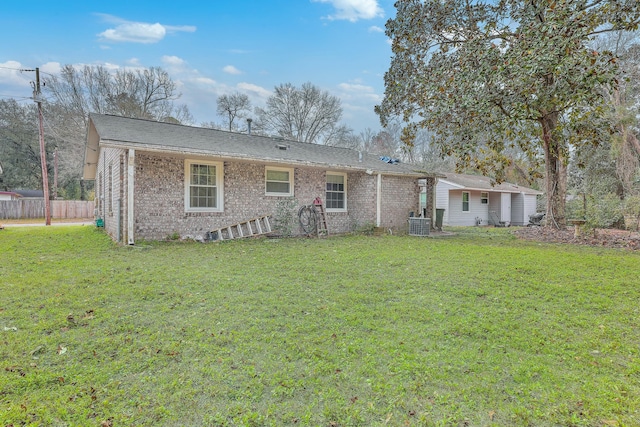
500, 193, 512, 223
447, 190, 490, 226
522, 195, 539, 226
511, 193, 525, 226
115, 151, 415, 241
488, 192, 502, 225
435, 181, 455, 225
96, 147, 128, 242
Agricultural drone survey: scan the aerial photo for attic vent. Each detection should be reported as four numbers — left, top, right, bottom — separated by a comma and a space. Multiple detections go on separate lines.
276, 144, 289, 150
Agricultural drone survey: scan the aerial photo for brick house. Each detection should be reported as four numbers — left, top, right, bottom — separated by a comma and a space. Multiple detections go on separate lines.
83, 114, 437, 244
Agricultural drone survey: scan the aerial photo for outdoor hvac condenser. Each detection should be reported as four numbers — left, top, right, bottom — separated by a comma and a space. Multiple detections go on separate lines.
409, 217, 430, 236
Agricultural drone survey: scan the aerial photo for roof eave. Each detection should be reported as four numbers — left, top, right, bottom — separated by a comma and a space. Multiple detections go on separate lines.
97, 140, 426, 177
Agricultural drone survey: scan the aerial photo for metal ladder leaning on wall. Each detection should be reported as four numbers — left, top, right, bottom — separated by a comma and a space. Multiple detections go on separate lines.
207, 215, 273, 241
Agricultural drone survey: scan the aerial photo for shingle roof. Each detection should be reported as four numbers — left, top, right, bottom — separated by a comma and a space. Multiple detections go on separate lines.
440, 172, 542, 195
85, 114, 430, 179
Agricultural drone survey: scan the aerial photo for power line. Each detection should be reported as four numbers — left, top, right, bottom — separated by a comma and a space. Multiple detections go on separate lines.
0, 65, 55, 77
0, 94, 32, 100
40, 111, 85, 147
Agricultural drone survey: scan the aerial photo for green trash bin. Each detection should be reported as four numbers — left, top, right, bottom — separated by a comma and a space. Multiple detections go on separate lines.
435, 209, 445, 231
96, 218, 104, 227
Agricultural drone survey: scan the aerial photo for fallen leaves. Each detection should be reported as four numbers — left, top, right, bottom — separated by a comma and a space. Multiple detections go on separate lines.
515, 227, 640, 250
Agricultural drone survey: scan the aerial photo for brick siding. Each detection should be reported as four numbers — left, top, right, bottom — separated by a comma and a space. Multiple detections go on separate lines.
96, 150, 421, 242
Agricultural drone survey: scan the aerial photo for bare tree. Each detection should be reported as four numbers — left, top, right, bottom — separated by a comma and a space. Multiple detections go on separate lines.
42, 64, 192, 193
46, 65, 191, 126
256, 82, 342, 144
0, 100, 45, 190
323, 124, 358, 148
216, 92, 251, 132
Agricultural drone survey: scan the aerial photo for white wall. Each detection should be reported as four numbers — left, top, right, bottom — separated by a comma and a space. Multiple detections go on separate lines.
511, 193, 525, 225
500, 193, 511, 223
447, 190, 489, 226
436, 180, 539, 226
435, 181, 456, 225
523, 194, 539, 225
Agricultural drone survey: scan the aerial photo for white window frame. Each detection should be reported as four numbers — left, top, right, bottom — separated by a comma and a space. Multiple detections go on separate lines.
481, 192, 489, 204
184, 159, 224, 212
325, 172, 347, 212
462, 191, 470, 212
265, 166, 294, 197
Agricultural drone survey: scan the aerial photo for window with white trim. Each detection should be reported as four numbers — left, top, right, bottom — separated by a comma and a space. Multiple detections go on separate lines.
265, 167, 293, 196
462, 191, 470, 212
185, 160, 223, 212
481, 192, 489, 204
326, 172, 346, 211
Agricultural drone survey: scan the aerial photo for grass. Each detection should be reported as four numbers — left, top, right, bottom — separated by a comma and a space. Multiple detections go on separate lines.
1, 226, 639, 426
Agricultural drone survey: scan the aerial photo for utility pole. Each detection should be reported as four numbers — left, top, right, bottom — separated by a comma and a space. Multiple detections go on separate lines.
33, 67, 51, 225
53, 148, 58, 200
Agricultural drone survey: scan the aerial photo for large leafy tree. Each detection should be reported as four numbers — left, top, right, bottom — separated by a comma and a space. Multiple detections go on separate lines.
376, 0, 640, 228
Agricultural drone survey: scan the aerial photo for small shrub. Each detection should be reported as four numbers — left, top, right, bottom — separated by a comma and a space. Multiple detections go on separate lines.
565, 196, 586, 220
623, 195, 640, 231
351, 221, 375, 235
586, 193, 624, 229
273, 197, 299, 237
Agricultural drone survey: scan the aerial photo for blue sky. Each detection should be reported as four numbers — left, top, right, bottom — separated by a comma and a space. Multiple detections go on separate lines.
0, 0, 396, 133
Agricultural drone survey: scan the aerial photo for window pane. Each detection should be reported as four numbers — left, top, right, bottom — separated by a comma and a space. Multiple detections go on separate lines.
266, 181, 290, 193
266, 169, 289, 182
325, 174, 345, 210
190, 186, 216, 208
191, 164, 216, 186
326, 174, 344, 185
188, 163, 218, 209
326, 193, 344, 209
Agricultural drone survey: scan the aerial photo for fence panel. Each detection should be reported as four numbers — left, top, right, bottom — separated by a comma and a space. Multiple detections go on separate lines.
0, 200, 94, 220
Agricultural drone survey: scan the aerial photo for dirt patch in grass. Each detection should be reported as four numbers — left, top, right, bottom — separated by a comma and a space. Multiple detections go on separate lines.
515, 225, 640, 250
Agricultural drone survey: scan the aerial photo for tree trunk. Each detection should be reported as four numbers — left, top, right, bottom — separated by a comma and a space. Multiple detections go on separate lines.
541, 113, 567, 229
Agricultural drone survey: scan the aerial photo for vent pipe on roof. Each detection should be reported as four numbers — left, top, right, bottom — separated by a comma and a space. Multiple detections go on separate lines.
247, 118, 252, 135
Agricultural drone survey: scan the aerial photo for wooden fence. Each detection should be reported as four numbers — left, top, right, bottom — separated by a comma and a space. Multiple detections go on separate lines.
0, 200, 95, 220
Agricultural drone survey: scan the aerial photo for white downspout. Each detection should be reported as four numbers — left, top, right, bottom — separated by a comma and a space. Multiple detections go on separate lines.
127, 149, 135, 245
376, 173, 382, 227
433, 177, 439, 222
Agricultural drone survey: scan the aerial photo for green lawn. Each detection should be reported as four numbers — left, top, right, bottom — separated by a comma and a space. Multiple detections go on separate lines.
1, 226, 639, 426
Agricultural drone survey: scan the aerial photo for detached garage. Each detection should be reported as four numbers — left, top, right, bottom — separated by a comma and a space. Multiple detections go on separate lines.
435, 173, 542, 226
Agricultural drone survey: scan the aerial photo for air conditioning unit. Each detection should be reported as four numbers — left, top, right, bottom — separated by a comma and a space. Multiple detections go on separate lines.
409, 217, 430, 236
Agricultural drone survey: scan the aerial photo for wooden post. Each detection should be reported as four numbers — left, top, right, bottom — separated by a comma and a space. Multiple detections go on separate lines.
34, 68, 51, 225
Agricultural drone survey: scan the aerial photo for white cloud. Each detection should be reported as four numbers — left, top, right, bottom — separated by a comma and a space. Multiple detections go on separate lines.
96, 14, 196, 44
336, 81, 381, 111
223, 65, 243, 75
338, 82, 374, 93
368, 25, 384, 33
0, 61, 33, 89
40, 62, 62, 75
194, 76, 217, 86
312, 0, 383, 22
237, 82, 272, 99
162, 55, 186, 67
